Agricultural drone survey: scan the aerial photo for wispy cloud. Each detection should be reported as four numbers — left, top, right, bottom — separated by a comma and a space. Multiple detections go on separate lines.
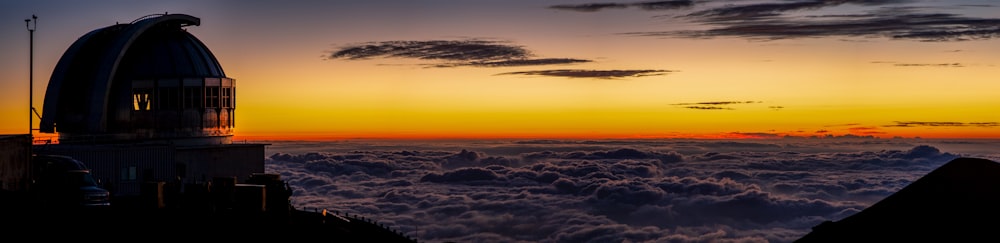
726, 132, 782, 138
873, 61, 965, 67
683, 106, 733, 110
622, 1, 1000, 42
633, 0, 695, 10
825, 123, 861, 127
684, 0, 907, 22
884, 121, 1000, 127
671, 101, 763, 110
673, 101, 762, 106
549, 0, 693, 12
970, 122, 1000, 127
893, 63, 964, 67
849, 126, 886, 135
329, 40, 526, 61
327, 39, 591, 67
497, 69, 673, 79
549, 3, 628, 12
433, 58, 592, 68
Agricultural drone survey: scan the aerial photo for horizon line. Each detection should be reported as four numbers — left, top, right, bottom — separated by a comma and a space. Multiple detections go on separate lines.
14, 132, 1000, 143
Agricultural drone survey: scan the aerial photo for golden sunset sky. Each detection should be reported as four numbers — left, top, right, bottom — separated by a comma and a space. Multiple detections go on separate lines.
1, 0, 998, 139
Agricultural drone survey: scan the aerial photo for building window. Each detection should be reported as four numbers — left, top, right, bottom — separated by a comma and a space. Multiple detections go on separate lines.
158, 87, 179, 110
206, 87, 219, 108
221, 87, 232, 108
183, 87, 202, 109
132, 88, 153, 111
121, 166, 137, 181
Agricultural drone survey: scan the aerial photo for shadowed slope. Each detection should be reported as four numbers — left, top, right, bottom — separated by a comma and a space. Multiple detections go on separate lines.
797, 157, 1000, 242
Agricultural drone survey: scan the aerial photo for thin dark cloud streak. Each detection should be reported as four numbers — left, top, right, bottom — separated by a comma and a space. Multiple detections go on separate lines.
549, 3, 629, 12
671, 101, 763, 110
328, 40, 592, 68
684, 0, 908, 23
497, 69, 673, 79
329, 40, 528, 61
892, 63, 963, 67
622, 1, 1000, 42
873, 61, 965, 67
959, 4, 995, 7
668, 13, 1000, 41
884, 121, 1000, 127
633, 0, 694, 10
549, 0, 693, 12
683, 106, 733, 110
825, 123, 861, 127
431, 58, 593, 68
727, 132, 782, 138
806, 14, 879, 19
849, 126, 887, 135
684, 1, 829, 22
672, 101, 761, 106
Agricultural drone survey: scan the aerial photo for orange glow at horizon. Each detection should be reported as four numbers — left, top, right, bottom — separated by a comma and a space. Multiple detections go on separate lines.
232, 128, 1000, 141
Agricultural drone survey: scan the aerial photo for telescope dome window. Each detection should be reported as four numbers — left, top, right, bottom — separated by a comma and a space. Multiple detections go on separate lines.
132, 88, 153, 111
222, 87, 232, 108
157, 87, 180, 110
206, 86, 219, 108
183, 87, 202, 109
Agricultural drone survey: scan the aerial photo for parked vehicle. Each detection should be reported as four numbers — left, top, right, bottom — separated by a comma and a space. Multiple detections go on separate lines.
32, 154, 111, 208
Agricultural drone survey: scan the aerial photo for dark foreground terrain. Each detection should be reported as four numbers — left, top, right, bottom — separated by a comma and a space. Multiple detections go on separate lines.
798, 157, 1000, 242
0, 182, 417, 241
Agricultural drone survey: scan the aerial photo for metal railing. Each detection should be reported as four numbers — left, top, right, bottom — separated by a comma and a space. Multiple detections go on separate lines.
301, 207, 419, 242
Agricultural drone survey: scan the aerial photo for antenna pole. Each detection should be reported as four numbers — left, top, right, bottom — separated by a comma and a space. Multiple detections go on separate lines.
26, 15, 37, 138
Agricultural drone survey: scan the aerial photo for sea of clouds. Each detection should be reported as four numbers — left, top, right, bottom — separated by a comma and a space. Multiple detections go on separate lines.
260, 138, 1000, 242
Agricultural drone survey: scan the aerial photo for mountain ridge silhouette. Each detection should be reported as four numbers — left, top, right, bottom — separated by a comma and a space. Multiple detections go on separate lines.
797, 157, 1000, 242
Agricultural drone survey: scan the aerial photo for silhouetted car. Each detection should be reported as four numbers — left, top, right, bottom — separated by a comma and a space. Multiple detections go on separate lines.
32, 154, 111, 208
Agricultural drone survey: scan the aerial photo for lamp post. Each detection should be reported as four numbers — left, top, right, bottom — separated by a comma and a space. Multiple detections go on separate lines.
25, 15, 36, 138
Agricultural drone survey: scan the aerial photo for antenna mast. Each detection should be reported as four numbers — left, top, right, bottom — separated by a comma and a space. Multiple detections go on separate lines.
25, 15, 36, 138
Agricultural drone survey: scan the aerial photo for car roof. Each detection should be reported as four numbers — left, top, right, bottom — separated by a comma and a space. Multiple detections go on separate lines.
34, 154, 89, 171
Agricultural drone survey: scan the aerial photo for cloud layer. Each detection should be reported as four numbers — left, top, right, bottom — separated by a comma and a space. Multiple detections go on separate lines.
885, 121, 1000, 127
327, 40, 672, 79
671, 101, 764, 110
498, 69, 673, 79
549, 0, 693, 12
262, 139, 998, 242
327, 40, 592, 68
616, 1, 1000, 42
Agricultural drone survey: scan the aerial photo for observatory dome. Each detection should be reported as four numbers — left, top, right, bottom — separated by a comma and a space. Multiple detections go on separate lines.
40, 14, 236, 144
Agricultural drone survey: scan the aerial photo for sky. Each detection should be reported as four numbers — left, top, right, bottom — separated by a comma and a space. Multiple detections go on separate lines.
2, 0, 1000, 140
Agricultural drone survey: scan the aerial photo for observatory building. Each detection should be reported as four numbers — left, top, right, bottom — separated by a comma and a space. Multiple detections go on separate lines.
40, 13, 234, 144
34, 13, 266, 196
